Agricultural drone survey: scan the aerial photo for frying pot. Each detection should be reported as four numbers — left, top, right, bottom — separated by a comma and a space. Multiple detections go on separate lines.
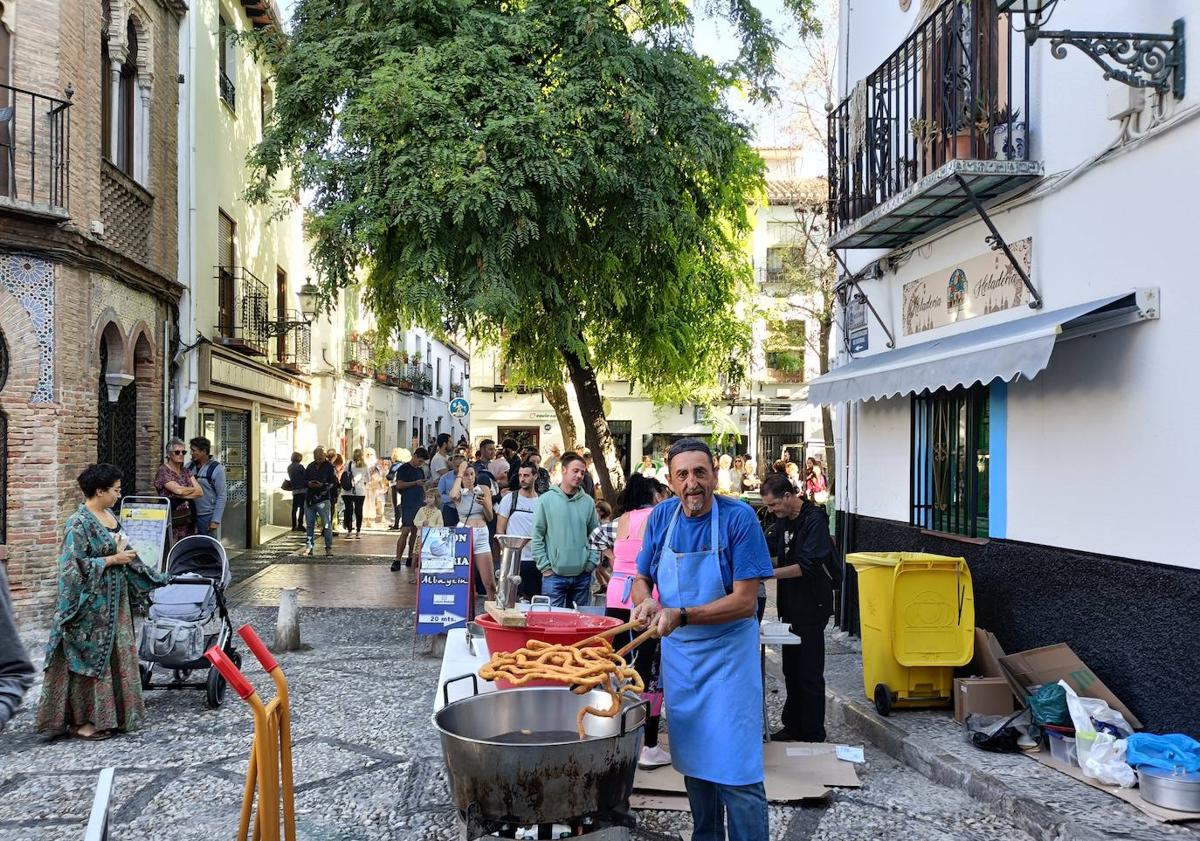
434, 675, 648, 826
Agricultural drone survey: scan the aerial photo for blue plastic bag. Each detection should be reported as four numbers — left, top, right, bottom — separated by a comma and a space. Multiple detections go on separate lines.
1126, 733, 1200, 773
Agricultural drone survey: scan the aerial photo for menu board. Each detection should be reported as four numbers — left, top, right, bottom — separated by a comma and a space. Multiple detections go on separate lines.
119, 498, 172, 573
415, 527, 473, 636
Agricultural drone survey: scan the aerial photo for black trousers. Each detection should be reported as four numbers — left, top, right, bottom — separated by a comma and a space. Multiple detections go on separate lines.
343, 495, 364, 533
291, 494, 306, 529
781, 617, 829, 742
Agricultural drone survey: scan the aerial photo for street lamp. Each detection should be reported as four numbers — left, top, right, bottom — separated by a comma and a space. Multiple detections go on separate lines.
262, 277, 322, 337
998, 0, 1185, 99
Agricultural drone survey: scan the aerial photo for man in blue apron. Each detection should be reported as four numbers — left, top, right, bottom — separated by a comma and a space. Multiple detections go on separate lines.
632, 439, 774, 841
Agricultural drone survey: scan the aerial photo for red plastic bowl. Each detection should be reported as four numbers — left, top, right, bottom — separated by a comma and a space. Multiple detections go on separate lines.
476, 612, 622, 689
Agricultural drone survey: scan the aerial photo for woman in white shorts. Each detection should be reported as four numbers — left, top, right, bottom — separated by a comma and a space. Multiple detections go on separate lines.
450, 463, 495, 601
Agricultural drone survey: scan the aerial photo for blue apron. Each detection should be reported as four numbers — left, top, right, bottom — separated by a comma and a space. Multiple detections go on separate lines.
657, 504, 763, 786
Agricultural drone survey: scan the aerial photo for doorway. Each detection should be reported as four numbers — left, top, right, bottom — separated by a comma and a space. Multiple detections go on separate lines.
199, 407, 251, 550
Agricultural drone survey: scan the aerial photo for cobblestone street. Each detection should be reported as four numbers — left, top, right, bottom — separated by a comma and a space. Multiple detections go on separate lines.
0, 532, 1052, 841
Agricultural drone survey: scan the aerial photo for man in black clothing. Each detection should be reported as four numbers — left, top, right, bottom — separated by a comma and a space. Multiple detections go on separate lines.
391, 448, 429, 572
761, 473, 835, 742
501, 438, 521, 488
304, 446, 339, 557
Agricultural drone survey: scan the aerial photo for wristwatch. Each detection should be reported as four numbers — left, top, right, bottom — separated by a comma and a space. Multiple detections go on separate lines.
679, 607, 689, 627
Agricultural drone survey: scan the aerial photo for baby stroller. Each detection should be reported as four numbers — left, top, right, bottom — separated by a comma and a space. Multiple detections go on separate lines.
137, 534, 240, 708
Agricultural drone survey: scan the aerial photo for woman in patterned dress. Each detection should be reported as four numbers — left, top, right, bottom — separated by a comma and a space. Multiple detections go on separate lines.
154, 438, 203, 544
35, 464, 167, 739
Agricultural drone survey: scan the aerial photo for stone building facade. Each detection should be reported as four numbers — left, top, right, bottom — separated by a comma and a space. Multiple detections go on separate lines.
0, 0, 186, 621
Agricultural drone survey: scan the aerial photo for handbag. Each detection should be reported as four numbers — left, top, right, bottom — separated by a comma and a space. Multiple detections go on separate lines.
171, 501, 194, 527
282, 479, 293, 491
138, 617, 205, 665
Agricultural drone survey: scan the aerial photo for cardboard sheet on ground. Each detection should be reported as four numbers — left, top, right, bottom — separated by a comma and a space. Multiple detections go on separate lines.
633, 743, 861, 803
1031, 750, 1200, 824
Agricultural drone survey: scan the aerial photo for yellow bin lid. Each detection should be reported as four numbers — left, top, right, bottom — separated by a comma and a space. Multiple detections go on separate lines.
892, 556, 974, 667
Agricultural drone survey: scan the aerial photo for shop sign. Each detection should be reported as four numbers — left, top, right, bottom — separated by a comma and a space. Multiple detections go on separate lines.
119, 498, 172, 572
846, 294, 868, 353
415, 527, 474, 635
902, 238, 1032, 336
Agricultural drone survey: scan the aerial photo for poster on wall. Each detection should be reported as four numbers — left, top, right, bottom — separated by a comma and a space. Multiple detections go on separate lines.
846, 293, 868, 353
902, 238, 1032, 336
415, 527, 474, 635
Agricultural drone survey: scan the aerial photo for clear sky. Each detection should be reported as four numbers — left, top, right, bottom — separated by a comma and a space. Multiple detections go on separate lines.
273, 0, 822, 152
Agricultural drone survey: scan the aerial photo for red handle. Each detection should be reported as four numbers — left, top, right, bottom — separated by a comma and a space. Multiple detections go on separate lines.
205, 646, 255, 700
238, 624, 279, 673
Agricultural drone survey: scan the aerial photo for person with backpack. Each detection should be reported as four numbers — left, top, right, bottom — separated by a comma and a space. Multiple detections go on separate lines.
495, 461, 541, 599
340, 449, 370, 539
759, 472, 839, 743
188, 437, 227, 538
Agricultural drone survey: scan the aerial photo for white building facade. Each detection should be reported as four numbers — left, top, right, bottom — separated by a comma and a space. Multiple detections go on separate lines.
818, 0, 1197, 732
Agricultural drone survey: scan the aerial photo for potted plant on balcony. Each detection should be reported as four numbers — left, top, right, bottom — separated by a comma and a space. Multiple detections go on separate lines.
991, 105, 1025, 161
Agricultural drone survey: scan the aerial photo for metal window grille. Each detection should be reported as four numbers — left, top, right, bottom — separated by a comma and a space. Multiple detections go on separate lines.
911, 385, 989, 537
97, 338, 138, 495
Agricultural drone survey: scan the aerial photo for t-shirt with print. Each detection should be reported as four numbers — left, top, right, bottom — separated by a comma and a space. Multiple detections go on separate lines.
394, 463, 426, 510
635, 496, 773, 597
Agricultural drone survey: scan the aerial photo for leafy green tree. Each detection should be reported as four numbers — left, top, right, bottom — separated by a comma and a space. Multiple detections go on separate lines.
249, 0, 816, 499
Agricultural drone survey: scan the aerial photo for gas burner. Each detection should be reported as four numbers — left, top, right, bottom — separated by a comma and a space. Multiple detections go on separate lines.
459, 803, 635, 840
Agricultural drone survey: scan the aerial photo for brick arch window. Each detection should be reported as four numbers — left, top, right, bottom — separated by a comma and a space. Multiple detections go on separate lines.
102, 6, 152, 183
116, 18, 138, 175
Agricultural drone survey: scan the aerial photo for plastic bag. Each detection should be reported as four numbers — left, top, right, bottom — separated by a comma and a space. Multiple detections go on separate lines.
1126, 733, 1200, 773
1028, 682, 1071, 726
1057, 680, 1135, 787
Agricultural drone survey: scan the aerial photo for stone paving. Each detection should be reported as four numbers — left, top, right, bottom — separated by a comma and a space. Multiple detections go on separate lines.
0, 533, 1052, 840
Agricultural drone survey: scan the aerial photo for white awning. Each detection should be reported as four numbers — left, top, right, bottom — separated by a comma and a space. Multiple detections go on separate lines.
806, 291, 1156, 405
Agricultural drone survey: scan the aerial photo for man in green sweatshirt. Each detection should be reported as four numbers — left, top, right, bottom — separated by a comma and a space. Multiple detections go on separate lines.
532, 452, 600, 607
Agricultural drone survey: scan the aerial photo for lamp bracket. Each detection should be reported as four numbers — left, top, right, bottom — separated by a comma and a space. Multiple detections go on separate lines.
1028, 19, 1185, 99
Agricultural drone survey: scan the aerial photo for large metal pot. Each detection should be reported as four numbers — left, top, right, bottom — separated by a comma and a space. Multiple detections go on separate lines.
433, 675, 648, 826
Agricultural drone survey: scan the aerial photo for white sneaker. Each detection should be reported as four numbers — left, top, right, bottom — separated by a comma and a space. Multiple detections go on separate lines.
303, 547, 313, 557
638, 745, 671, 769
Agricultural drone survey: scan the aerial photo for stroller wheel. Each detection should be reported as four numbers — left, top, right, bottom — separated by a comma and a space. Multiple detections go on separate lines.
139, 663, 153, 690
206, 667, 227, 709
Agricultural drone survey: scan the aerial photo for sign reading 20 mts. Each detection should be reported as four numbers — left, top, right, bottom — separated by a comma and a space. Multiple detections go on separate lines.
449, 397, 470, 418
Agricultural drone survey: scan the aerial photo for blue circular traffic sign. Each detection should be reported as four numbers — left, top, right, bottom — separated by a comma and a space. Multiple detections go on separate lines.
449, 398, 470, 418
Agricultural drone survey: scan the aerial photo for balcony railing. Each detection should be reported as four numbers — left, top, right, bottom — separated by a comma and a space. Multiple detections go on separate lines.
827, 0, 1040, 249
219, 71, 236, 110
344, 338, 372, 377
0, 83, 71, 219
273, 316, 310, 374
214, 266, 269, 356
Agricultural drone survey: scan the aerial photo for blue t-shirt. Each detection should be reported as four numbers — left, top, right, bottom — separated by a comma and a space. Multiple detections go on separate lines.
636, 497, 773, 593
437, 470, 457, 506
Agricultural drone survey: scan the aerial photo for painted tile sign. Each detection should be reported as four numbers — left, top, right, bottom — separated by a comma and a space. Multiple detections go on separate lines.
902, 238, 1032, 336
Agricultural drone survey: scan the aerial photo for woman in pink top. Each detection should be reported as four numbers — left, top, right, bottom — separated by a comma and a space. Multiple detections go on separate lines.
588, 473, 671, 769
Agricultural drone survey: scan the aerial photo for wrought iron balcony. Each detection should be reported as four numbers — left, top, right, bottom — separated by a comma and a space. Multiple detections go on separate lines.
214, 266, 270, 356
272, 315, 310, 374
344, 338, 372, 378
827, 0, 1042, 250
219, 71, 236, 110
0, 83, 71, 220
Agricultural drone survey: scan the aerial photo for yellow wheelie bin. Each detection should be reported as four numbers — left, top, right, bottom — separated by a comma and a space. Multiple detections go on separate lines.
846, 552, 975, 716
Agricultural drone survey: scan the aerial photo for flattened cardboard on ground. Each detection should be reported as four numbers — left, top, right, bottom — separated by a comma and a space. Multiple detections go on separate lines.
633, 742, 860, 803
954, 677, 1015, 723
971, 628, 1007, 679
629, 793, 693, 812
1031, 750, 1200, 824
997, 643, 1143, 730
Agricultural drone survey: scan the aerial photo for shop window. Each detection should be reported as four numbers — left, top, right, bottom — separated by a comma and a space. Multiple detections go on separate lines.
911, 384, 989, 538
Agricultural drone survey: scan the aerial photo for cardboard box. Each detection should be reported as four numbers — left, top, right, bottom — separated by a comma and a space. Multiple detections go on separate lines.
997, 642, 1142, 730
972, 628, 1007, 679
953, 677, 1015, 723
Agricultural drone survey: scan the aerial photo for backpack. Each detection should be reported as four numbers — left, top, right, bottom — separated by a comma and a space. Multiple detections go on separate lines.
340, 467, 354, 492
190, 460, 220, 487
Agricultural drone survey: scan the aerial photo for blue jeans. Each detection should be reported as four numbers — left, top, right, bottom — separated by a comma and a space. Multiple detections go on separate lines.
684, 777, 769, 841
194, 512, 221, 538
543, 572, 592, 609
305, 500, 332, 550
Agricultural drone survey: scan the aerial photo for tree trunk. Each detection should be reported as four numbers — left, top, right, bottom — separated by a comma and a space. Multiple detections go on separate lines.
543, 380, 578, 450
818, 317, 836, 494
561, 346, 622, 501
